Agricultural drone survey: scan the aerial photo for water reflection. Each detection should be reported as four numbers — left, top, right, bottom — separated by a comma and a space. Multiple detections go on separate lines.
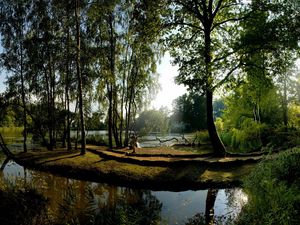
205, 189, 218, 224
0, 153, 247, 225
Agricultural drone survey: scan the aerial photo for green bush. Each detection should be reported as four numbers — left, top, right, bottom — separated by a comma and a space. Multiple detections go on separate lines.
192, 130, 210, 145
236, 148, 300, 225
219, 119, 268, 153
266, 126, 300, 151
85, 134, 107, 146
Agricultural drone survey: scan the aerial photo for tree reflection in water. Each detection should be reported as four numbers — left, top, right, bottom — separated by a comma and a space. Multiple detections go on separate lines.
0, 156, 245, 225
186, 188, 243, 225
55, 184, 162, 225
185, 188, 219, 225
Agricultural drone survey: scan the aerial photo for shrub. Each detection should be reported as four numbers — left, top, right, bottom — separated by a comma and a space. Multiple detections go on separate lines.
266, 126, 300, 151
192, 130, 210, 145
236, 148, 300, 225
219, 119, 268, 153
85, 134, 107, 146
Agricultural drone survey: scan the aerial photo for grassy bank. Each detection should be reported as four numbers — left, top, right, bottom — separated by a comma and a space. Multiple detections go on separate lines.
12, 146, 257, 191
236, 148, 300, 225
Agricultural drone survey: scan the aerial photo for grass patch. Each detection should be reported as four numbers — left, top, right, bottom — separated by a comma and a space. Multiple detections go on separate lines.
13, 146, 257, 190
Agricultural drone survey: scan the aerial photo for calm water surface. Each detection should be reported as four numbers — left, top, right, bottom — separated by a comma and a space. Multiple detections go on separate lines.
0, 129, 247, 224
0, 152, 247, 225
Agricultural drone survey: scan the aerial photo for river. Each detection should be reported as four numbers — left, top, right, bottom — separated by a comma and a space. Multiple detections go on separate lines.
0, 130, 247, 224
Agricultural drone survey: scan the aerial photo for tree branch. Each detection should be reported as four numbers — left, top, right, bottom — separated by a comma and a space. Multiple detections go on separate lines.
208, 0, 213, 18
213, 63, 241, 90
211, 16, 246, 31
212, 0, 227, 19
212, 50, 237, 63
193, 0, 204, 23
165, 21, 204, 31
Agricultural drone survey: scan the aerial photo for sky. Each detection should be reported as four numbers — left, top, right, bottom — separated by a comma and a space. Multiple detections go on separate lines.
151, 53, 187, 110
0, 71, 6, 93
0, 53, 187, 110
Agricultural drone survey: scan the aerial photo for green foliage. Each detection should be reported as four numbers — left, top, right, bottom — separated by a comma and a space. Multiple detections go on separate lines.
220, 77, 283, 152
185, 213, 206, 225
225, 119, 267, 153
135, 109, 169, 136
170, 93, 207, 133
192, 131, 210, 145
237, 149, 300, 225
213, 99, 225, 119
56, 186, 162, 225
185, 213, 234, 225
85, 112, 106, 131
0, 127, 23, 136
0, 181, 49, 225
85, 134, 107, 146
288, 102, 300, 128
265, 126, 300, 151
0, 99, 24, 127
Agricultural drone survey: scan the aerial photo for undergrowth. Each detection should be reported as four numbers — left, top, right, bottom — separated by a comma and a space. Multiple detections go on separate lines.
236, 148, 300, 225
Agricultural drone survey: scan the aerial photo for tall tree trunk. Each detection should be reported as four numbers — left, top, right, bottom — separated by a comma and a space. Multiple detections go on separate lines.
204, 26, 226, 156
283, 76, 288, 130
49, 53, 56, 148
66, 19, 71, 150
75, 0, 86, 154
20, 43, 27, 153
119, 46, 129, 148
107, 84, 113, 149
62, 95, 67, 148
112, 90, 121, 147
123, 52, 135, 147
107, 14, 116, 149
45, 66, 53, 150
206, 90, 225, 156
124, 107, 131, 147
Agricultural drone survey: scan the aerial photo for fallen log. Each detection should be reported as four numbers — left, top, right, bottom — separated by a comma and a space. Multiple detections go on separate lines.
156, 137, 179, 144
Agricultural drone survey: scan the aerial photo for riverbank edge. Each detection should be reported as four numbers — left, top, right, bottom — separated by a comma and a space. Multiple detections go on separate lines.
5, 147, 260, 191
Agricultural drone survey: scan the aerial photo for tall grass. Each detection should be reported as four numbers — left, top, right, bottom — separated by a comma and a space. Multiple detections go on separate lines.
0, 180, 50, 225
236, 148, 300, 225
